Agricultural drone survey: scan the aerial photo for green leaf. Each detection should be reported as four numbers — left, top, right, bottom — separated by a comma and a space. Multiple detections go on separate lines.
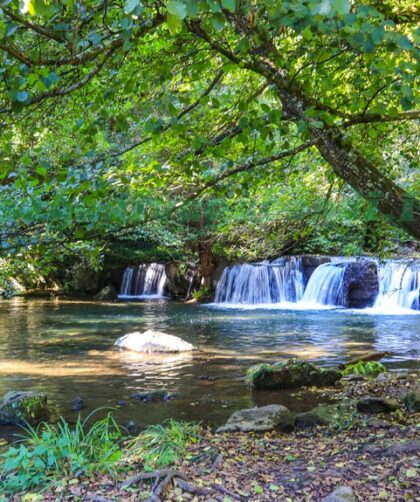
36, 166, 47, 177
210, 13, 226, 31
16, 91, 29, 103
405, 468, 417, 478
124, 0, 142, 13
221, 0, 236, 13
332, 0, 350, 15
397, 36, 413, 51
167, 0, 187, 20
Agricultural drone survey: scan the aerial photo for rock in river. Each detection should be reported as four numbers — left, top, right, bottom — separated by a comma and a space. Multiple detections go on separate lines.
246, 358, 342, 390
114, 330, 195, 353
216, 404, 293, 433
0, 391, 49, 426
131, 390, 177, 402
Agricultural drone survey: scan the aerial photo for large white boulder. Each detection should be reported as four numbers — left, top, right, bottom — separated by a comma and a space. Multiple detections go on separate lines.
114, 330, 195, 353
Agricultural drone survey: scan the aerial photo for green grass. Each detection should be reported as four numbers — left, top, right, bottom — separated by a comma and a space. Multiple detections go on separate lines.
124, 419, 201, 471
0, 411, 123, 495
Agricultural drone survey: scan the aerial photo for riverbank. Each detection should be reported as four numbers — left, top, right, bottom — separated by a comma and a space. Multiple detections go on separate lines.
1, 370, 418, 501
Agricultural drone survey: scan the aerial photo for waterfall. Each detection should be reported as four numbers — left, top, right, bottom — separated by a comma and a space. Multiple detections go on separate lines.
374, 261, 419, 311
301, 262, 349, 307
118, 263, 167, 298
215, 257, 305, 304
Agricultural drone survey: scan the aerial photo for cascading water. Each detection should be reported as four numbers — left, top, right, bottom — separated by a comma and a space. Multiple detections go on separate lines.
374, 261, 419, 311
118, 263, 167, 299
300, 262, 350, 307
215, 257, 305, 304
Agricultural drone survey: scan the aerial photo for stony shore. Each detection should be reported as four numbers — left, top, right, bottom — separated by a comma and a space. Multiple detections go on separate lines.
14, 369, 418, 502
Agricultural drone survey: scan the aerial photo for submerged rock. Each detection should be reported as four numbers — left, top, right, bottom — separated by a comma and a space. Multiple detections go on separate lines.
94, 285, 117, 301
356, 397, 400, 414
115, 330, 195, 353
322, 486, 356, 502
247, 359, 342, 390
0, 391, 49, 425
71, 397, 84, 411
131, 390, 177, 402
216, 404, 293, 433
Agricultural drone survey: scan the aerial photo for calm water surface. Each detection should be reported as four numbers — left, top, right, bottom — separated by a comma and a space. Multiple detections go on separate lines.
0, 298, 419, 432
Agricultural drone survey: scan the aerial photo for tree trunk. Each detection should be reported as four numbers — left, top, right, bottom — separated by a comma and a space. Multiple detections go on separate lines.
312, 127, 420, 239
198, 241, 215, 289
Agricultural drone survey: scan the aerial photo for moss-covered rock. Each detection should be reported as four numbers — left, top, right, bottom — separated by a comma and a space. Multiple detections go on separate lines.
0, 391, 50, 425
246, 358, 342, 390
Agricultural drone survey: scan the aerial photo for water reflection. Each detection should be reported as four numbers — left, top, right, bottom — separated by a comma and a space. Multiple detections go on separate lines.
0, 299, 419, 430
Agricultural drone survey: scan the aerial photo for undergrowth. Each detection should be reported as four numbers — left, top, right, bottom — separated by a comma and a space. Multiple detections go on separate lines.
0, 411, 123, 495
124, 419, 201, 471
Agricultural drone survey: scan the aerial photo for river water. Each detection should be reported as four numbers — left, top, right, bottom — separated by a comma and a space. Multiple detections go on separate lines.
0, 298, 419, 432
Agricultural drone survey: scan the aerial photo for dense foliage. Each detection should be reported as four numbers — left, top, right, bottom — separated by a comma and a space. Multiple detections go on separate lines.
0, 0, 418, 279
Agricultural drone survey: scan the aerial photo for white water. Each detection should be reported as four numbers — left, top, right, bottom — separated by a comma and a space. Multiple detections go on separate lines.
118, 263, 167, 299
301, 262, 349, 307
213, 256, 419, 314
372, 261, 419, 312
215, 257, 305, 304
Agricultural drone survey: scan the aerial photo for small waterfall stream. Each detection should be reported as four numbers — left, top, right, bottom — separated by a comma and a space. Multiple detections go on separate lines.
374, 261, 419, 311
300, 262, 349, 307
215, 257, 305, 304
214, 256, 419, 311
118, 263, 167, 298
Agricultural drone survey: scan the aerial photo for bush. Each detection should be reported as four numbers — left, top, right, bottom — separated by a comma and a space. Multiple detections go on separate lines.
0, 412, 123, 495
191, 287, 210, 301
124, 419, 200, 471
342, 361, 386, 376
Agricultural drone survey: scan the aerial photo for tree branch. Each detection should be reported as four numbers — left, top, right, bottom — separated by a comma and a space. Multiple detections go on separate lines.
181, 140, 315, 203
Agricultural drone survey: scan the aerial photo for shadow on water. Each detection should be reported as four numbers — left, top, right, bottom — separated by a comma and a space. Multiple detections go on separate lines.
0, 298, 419, 438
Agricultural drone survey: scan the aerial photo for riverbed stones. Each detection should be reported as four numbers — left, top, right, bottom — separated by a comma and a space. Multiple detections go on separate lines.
321, 486, 356, 502
356, 397, 400, 414
131, 390, 177, 402
0, 391, 49, 425
114, 330, 195, 353
247, 359, 342, 390
216, 404, 293, 433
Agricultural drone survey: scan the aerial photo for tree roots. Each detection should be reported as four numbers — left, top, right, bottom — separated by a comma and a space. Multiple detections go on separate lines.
120, 468, 247, 501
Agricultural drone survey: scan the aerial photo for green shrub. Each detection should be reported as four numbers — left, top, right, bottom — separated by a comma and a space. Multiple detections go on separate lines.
0, 412, 123, 495
342, 361, 386, 376
124, 419, 200, 471
330, 406, 358, 432
191, 287, 210, 301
